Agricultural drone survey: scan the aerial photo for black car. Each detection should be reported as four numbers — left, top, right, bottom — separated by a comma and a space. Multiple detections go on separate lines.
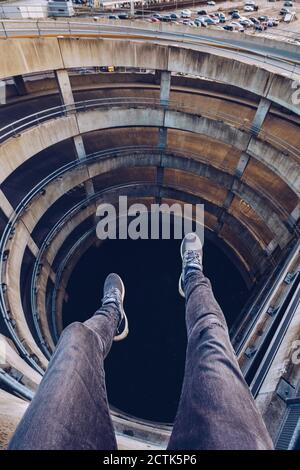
161, 14, 172, 22
223, 25, 234, 31
249, 17, 260, 24
231, 12, 241, 19
258, 15, 268, 21
279, 7, 290, 15
170, 13, 180, 20
198, 9, 208, 15
118, 13, 129, 20
108, 15, 118, 20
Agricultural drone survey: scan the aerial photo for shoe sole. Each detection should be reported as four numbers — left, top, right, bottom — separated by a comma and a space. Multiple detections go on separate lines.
179, 238, 185, 298
179, 234, 202, 299
113, 276, 129, 342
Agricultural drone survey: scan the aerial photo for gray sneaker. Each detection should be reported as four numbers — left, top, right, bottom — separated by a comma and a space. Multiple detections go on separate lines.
102, 273, 129, 341
179, 233, 203, 298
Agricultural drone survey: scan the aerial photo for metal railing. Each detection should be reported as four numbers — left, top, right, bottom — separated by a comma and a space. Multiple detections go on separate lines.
233, 239, 300, 353
0, 99, 299, 371
0, 19, 299, 77
0, 97, 299, 161
250, 274, 300, 397
25, 142, 296, 347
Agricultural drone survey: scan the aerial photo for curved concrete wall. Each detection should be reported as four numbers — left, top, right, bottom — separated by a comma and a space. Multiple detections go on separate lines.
0, 36, 299, 114
0, 25, 299, 449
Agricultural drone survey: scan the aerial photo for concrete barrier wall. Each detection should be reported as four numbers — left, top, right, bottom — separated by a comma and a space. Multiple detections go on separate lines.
0, 37, 298, 114
0, 107, 297, 217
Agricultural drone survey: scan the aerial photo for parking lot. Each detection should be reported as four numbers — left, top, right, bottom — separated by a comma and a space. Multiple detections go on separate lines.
141, 0, 300, 43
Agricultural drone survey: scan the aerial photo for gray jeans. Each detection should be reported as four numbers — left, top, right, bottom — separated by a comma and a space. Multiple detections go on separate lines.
8, 270, 274, 450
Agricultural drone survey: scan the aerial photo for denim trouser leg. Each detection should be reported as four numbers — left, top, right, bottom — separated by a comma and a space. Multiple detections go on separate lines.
8, 304, 119, 450
168, 270, 274, 450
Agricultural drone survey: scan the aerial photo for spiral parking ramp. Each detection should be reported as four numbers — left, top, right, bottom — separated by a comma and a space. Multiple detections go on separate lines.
0, 18, 299, 449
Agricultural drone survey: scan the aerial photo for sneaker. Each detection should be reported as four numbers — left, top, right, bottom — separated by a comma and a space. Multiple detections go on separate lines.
179, 233, 203, 298
102, 273, 129, 341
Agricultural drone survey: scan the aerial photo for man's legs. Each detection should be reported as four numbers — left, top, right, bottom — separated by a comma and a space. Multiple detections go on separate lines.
8, 274, 127, 450
168, 234, 273, 450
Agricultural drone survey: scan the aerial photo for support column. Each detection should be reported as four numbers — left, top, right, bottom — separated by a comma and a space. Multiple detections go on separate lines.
13, 75, 27, 96
73, 135, 87, 161
251, 98, 271, 135
130, 0, 134, 16
156, 71, 171, 202
160, 71, 171, 106
55, 69, 95, 197
287, 202, 300, 229
55, 69, 74, 108
235, 152, 250, 179
157, 71, 171, 149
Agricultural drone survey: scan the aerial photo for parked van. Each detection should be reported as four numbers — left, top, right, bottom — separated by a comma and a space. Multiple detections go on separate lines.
48, 0, 74, 17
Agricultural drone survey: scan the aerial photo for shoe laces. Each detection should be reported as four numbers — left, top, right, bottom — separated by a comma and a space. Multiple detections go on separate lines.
102, 287, 122, 310
183, 250, 202, 268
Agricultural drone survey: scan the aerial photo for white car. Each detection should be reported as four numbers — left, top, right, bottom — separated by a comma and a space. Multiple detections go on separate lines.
207, 1, 216, 5
199, 15, 218, 24
244, 5, 255, 11
181, 9, 192, 18
230, 21, 245, 31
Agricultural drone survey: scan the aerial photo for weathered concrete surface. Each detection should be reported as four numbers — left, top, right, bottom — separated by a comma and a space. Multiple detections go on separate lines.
0, 390, 28, 450
35, 261, 56, 352
0, 37, 298, 114
3, 153, 290, 347
0, 106, 297, 222
255, 300, 300, 440
5, 220, 48, 368
0, 38, 64, 79
0, 334, 41, 388
55, 69, 74, 107
0, 114, 78, 185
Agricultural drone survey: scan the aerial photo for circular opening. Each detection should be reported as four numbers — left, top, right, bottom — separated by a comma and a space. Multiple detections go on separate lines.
63, 238, 250, 423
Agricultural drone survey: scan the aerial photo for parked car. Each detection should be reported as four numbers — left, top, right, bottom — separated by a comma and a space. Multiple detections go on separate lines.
231, 12, 241, 19
108, 14, 118, 20
200, 16, 218, 25
198, 9, 208, 15
223, 25, 234, 31
170, 13, 180, 20
230, 21, 245, 31
118, 13, 128, 20
279, 8, 290, 15
209, 14, 219, 23
215, 13, 226, 23
150, 17, 160, 22
194, 17, 205, 26
239, 19, 254, 27
229, 9, 239, 15
152, 13, 162, 20
161, 14, 172, 22
244, 5, 255, 11
207, 1, 216, 5
258, 15, 269, 21
256, 21, 268, 30
249, 17, 260, 24
284, 1, 293, 6
269, 18, 279, 26
181, 9, 192, 18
